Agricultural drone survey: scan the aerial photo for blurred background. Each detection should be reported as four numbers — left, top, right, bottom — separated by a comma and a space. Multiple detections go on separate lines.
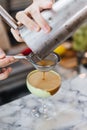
0, 0, 34, 105
0, 0, 87, 105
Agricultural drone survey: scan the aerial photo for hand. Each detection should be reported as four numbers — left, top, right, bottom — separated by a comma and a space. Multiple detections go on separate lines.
0, 48, 16, 80
11, 0, 55, 42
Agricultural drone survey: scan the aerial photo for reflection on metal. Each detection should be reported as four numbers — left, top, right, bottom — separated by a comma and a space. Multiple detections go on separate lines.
79, 73, 87, 79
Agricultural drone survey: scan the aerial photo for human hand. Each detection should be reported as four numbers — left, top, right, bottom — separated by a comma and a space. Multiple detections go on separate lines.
0, 48, 16, 80
11, 0, 55, 42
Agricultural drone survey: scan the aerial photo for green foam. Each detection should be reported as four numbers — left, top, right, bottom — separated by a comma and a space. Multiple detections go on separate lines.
26, 80, 51, 98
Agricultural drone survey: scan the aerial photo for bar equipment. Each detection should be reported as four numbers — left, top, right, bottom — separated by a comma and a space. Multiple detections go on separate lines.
1, 0, 87, 63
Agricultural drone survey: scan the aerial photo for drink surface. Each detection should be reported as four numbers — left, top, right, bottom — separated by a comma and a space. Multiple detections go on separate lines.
26, 70, 61, 97
37, 59, 55, 66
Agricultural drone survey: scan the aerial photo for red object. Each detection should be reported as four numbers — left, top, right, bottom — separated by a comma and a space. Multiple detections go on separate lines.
21, 48, 32, 55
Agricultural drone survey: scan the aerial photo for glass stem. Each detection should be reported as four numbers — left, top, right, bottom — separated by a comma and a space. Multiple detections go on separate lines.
42, 72, 45, 80
39, 98, 48, 114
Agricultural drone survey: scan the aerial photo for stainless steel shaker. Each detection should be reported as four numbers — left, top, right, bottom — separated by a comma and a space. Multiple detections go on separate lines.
1, 0, 87, 62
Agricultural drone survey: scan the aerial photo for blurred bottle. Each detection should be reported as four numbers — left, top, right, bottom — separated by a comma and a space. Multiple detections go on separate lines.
73, 24, 87, 52
72, 24, 87, 68
54, 42, 77, 69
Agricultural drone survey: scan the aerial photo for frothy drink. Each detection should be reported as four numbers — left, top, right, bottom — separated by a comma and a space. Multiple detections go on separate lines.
27, 70, 61, 97
26, 59, 61, 97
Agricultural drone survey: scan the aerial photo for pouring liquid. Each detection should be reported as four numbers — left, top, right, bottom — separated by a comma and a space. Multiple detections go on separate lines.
37, 59, 55, 80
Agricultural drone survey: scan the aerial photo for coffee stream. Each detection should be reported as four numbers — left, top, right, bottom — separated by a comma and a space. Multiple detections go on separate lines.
37, 59, 55, 80
42, 72, 45, 80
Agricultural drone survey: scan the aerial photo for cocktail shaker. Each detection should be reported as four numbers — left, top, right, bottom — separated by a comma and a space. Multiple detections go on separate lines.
0, 0, 87, 62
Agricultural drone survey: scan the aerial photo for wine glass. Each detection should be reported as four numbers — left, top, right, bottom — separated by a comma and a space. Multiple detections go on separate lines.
26, 52, 61, 119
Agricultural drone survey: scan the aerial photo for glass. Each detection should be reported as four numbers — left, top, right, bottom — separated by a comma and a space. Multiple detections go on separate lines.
26, 53, 61, 119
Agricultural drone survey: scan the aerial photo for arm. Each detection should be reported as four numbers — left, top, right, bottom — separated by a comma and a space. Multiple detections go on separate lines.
1, 0, 54, 80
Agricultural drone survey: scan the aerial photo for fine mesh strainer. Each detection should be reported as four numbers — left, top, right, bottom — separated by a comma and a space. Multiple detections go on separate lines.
31, 52, 60, 71
8, 52, 60, 71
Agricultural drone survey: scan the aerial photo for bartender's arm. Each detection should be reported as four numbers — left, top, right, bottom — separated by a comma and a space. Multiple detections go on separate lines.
0, 47, 32, 80
0, 0, 54, 80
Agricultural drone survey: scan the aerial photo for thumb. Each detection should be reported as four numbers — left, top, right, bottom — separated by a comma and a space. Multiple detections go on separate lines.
0, 48, 6, 59
40, 0, 54, 10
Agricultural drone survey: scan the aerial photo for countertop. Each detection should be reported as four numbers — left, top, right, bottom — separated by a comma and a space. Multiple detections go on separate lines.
0, 65, 87, 130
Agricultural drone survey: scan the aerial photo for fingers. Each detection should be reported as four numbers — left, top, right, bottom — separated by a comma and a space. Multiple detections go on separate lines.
37, 0, 54, 9
0, 56, 16, 68
15, 0, 54, 33
12, 0, 54, 41
11, 28, 23, 42
16, 11, 40, 32
25, 5, 51, 33
0, 67, 12, 80
0, 48, 17, 80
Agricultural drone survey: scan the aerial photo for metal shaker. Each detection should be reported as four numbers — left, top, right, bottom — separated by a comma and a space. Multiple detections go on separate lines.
1, 0, 87, 62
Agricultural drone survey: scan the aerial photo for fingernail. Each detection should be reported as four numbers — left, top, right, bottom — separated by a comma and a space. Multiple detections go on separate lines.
43, 27, 51, 33
34, 26, 40, 32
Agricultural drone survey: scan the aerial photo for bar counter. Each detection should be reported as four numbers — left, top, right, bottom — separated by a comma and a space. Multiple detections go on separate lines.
0, 65, 87, 130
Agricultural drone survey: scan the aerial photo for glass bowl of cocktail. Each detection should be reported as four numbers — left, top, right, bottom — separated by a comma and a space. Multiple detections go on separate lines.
26, 52, 61, 119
